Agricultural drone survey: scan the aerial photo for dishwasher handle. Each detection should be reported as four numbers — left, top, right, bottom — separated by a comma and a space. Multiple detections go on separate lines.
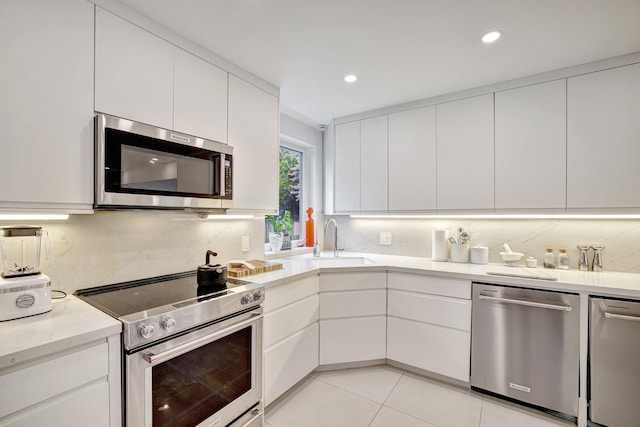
478, 293, 572, 312
603, 311, 640, 322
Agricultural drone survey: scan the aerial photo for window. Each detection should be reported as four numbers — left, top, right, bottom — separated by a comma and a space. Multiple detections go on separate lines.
266, 145, 304, 241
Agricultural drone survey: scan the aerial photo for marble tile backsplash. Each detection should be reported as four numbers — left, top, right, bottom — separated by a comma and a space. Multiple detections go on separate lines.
1, 211, 266, 294
321, 216, 640, 274
5, 212, 640, 296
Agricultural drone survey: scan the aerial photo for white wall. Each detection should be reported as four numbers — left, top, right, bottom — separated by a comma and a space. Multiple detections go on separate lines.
320, 216, 640, 274
280, 113, 324, 213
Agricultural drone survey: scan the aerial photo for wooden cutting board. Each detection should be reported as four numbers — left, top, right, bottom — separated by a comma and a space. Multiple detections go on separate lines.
227, 259, 284, 277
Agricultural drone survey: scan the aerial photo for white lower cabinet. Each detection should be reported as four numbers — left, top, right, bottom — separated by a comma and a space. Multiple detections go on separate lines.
319, 271, 387, 365
264, 275, 319, 406
0, 337, 120, 427
386, 272, 471, 382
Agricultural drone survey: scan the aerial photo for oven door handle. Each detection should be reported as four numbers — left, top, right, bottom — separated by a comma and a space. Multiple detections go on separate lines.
143, 312, 261, 365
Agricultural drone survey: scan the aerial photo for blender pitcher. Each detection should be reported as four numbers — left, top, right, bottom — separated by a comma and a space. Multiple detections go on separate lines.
0, 226, 50, 278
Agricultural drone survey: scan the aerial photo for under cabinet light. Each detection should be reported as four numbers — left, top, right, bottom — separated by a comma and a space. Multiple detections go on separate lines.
0, 214, 69, 221
199, 214, 255, 220
350, 214, 640, 220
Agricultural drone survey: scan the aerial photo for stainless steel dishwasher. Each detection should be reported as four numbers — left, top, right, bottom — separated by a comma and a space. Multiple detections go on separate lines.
589, 296, 640, 427
471, 283, 580, 422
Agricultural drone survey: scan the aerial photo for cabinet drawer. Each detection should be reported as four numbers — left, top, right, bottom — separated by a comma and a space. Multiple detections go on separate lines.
0, 342, 109, 418
2, 381, 110, 427
265, 323, 319, 406
388, 290, 471, 331
388, 272, 470, 299
264, 295, 319, 348
320, 290, 386, 319
387, 317, 470, 382
264, 275, 319, 312
319, 316, 386, 364
320, 271, 386, 292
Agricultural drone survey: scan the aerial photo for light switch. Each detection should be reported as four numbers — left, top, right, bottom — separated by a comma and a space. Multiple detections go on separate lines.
380, 232, 392, 246
241, 236, 250, 252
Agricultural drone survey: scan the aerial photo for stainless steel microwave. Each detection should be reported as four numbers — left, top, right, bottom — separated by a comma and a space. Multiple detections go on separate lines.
95, 113, 233, 211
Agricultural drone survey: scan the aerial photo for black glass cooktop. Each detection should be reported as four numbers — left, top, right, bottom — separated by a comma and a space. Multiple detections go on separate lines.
75, 271, 247, 318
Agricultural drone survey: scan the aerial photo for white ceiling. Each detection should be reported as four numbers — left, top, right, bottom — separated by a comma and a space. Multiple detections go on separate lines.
120, 0, 640, 127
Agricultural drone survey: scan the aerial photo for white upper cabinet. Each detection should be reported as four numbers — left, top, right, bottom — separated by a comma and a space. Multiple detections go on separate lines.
360, 116, 388, 211
228, 75, 279, 212
436, 94, 495, 211
95, 7, 174, 129
334, 121, 361, 212
0, 0, 94, 210
495, 79, 567, 210
388, 106, 437, 211
174, 48, 228, 143
567, 63, 640, 209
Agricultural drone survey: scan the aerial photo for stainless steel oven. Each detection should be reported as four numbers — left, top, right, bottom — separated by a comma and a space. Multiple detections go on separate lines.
127, 308, 262, 427
75, 271, 265, 427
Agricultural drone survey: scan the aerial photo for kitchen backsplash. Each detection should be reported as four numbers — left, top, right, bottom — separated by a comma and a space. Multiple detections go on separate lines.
2, 211, 265, 295
6, 213, 640, 295
320, 216, 640, 274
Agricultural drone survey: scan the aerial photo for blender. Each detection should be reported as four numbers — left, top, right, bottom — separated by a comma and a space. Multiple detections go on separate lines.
0, 226, 52, 321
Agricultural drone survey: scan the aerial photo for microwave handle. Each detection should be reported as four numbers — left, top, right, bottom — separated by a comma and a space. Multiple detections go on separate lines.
219, 154, 226, 197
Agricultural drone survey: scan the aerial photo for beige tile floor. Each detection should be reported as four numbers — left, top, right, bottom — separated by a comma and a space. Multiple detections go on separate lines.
265, 365, 575, 427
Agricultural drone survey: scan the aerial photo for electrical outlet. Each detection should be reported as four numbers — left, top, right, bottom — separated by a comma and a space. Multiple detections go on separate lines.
241, 236, 250, 252
380, 232, 392, 246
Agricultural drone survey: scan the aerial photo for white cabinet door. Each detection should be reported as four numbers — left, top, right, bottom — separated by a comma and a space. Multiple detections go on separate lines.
319, 316, 386, 365
174, 48, 228, 143
360, 115, 388, 211
436, 94, 494, 210
567, 63, 640, 209
387, 317, 470, 382
95, 7, 174, 129
228, 75, 279, 212
334, 121, 361, 212
0, 0, 93, 210
264, 324, 319, 406
388, 107, 437, 211
264, 295, 319, 348
495, 80, 567, 210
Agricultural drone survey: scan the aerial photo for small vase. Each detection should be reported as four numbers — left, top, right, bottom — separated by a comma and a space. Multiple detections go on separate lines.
281, 232, 292, 250
268, 233, 283, 252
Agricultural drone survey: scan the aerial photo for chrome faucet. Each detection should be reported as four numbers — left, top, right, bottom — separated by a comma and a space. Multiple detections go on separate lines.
323, 218, 339, 257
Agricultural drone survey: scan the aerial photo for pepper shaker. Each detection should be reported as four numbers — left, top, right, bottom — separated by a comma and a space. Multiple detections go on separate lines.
577, 244, 590, 271
591, 244, 605, 272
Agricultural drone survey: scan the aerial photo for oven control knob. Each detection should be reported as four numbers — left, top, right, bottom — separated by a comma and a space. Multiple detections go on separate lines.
241, 294, 254, 305
160, 317, 176, 331
252, 290, 264, 302
138, 323, 155, 339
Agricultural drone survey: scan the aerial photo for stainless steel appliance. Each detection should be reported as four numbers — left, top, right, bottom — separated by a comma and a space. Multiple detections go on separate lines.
95, 113, 233, 211
0, 226, 51, 321
589, 296, 640, 427
76, 271, 264, 427
471, 283, 580, 422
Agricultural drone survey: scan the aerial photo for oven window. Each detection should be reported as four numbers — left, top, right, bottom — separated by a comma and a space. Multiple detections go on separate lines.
152, 326, 252, 427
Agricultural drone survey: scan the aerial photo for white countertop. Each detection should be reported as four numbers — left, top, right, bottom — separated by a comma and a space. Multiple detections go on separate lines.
2, 251, 638, 373
249, 251, 640, 299
0, 295, 121, 370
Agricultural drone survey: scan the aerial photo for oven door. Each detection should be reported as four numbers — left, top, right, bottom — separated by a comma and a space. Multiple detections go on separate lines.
126, 309, 263, 427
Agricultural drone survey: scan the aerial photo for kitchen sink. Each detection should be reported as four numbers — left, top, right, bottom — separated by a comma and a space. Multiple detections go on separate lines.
312, 256, 376, 266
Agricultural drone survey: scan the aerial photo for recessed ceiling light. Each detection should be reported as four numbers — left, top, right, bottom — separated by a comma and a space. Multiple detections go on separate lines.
481, 30, 502, 44
344, 74, 358, 83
